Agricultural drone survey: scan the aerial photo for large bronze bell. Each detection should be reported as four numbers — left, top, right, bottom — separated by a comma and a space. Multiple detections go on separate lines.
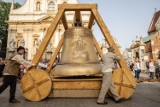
51, 27, 102, 76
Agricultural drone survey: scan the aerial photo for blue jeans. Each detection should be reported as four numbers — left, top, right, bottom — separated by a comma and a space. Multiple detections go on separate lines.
135, 70, 140, 79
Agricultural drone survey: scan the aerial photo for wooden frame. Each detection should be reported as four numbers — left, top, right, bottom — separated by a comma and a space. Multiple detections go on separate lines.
30, 4, 129, 73
24, 4, 136, 100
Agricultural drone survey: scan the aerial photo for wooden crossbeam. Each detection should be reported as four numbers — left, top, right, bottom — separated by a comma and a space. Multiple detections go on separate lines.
114, 82, 135, 89
93, 36, 103, 60
75, 11, 82, 22
91, 8, 129, 70
88, 13, 94, 29
46, 36, 64, 73
62, 13, 68, 30
27, 72, 41, 99
58, 4, 97, 11
31, 9, 65, 66
22, 78, 50, 93
74, 10, 82, 26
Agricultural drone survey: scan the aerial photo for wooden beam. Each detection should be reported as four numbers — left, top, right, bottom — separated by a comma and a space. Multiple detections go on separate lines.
46, 36, 64, 73
58, 4, 97, 11
75, 11, 81, 22
93, 36, 103, 60
91, 9, 129, 70
62, 13, 68, 30
31, 9, 65, 66
74, 10, 82, 26
88, 13, 94, 29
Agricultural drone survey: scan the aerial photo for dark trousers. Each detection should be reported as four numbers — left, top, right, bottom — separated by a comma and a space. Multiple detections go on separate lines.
150, 72, 155, 79
0, 75, 17, 101
135, 70, 140, 79
155, 68, 160, 79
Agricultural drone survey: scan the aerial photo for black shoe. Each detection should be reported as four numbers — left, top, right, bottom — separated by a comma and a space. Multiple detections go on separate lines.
115, 97, 125, 103
97, 101, 108, 105
9, 99, 20, 103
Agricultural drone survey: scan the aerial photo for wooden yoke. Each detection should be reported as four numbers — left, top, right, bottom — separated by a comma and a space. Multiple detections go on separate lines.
58, 4, 97, 11
31, 4, 98, 69
30, 3, 129, 73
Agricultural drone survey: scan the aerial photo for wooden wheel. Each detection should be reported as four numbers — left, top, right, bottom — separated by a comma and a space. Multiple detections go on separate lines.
112, 68, 136, 99
20, 69, 52, 102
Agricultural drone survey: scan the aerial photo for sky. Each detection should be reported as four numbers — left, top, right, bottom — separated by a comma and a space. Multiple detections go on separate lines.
3, 0, 160, 50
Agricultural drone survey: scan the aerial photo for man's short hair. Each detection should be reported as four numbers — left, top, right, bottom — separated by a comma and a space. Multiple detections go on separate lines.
107, 46, 114, 52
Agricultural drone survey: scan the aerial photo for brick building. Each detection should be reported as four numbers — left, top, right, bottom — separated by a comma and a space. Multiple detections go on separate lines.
142, 10, 160, 60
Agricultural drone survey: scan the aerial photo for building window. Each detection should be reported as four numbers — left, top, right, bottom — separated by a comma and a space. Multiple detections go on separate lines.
63, 1, 67, 4
48, 1, 55, 10
36, 2, 40, 11
135, 52, 139, 59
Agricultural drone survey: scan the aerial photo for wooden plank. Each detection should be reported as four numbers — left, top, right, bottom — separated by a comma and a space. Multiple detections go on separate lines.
114, 82, 136, 89
22, 78, 50, 93
52, 81, 101, 90
75, 11, 81, 22
58, 4, 97, 11
119, 68, 124, 95
50, 90, 101, 98
91, 8, 129, 70
88, 13, 94, 29
31, 9, 64, 66
46, 36, 64, 73
93, 36, 103, 60
52, 78, 102, 81
74, 10, 82, 26
62, 13, 68, 30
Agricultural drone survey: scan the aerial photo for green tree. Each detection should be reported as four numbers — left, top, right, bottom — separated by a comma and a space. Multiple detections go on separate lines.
0, 1, 21, 58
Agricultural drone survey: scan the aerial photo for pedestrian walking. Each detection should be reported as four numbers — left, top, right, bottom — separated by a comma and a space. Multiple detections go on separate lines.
146, 61, 150, 73
149, 59, 155, 79
134, 60, 141, 80
129, 61, 134, 71
155, 57, 160, 79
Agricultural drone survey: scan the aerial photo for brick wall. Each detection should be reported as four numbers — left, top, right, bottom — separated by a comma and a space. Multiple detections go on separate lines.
151, 31, 160, 60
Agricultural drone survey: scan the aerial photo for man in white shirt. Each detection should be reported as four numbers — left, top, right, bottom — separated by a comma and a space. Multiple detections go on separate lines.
134, 60, 141, 80
97, 46, 125, 105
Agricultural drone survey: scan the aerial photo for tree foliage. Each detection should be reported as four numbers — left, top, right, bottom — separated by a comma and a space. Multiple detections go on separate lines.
0, 1, 21, 58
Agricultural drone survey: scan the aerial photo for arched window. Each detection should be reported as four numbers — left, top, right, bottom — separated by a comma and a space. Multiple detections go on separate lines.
36, 2, 40, 10
48, 1, 55, 10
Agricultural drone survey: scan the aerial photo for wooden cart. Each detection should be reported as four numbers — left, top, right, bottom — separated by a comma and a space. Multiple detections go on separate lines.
20, 4, 136, 102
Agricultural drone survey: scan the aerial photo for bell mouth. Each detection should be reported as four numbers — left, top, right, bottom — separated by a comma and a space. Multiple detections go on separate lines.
51, 64, 102, 77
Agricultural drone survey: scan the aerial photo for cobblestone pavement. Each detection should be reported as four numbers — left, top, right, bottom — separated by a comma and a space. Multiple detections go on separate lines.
0, 82, 160, 107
